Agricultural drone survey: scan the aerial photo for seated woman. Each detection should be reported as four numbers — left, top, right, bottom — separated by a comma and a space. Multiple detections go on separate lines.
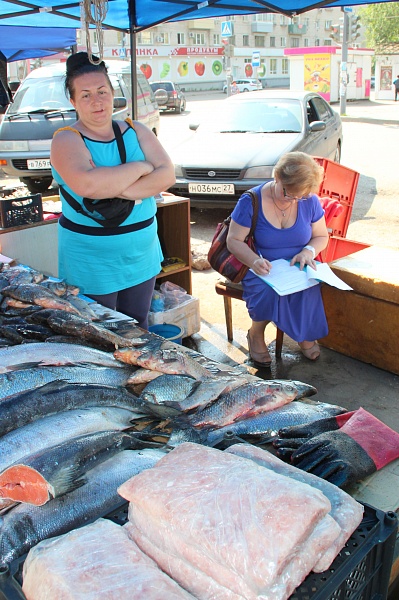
226, 151, 329, 366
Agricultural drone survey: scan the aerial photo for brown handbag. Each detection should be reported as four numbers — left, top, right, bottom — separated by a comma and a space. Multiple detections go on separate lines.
207, 189, 259, 284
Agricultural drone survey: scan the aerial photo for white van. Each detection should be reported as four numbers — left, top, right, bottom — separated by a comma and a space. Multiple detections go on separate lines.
0, 60, 160, 194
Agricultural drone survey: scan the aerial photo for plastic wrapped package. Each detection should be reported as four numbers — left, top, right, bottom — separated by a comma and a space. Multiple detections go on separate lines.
118, 443, 341, 600
22, 518, 195, 600
225, 444, 364, 572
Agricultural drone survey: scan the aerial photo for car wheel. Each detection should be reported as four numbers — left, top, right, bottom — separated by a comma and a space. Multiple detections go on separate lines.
175, 102, 182, 114
223, 87, 227, 94
334, 142, 341, 164
243, 88, 249, 92
20, 177, 53, 194
180, 99, 186, 112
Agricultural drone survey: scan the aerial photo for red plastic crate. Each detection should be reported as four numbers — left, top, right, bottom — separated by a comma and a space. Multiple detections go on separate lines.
319, 236, 371, 263
314, 156, 360, 239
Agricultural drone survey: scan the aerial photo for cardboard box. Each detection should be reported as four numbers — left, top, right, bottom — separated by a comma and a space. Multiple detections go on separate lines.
148, 296, 200, 338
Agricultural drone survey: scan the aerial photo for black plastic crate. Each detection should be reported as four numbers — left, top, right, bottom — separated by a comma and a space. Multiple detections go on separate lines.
0, 195, 43, 228
0, 503, 396, 599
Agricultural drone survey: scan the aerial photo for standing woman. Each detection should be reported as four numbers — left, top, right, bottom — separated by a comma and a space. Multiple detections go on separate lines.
51, 52, 175, 329
227, 152, 329, 366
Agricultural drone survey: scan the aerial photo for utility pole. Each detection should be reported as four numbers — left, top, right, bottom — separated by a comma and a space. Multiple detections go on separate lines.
339, 8, 350, 116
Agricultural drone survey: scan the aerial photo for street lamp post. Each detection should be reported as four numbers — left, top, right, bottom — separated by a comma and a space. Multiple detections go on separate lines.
339, 8, 350, 116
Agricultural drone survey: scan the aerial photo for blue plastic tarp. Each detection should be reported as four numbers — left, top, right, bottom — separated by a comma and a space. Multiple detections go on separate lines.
0, 26, 77, 61
0, 0, 395, 32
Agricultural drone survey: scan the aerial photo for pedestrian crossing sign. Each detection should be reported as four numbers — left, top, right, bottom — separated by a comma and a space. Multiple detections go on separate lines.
221, 21, 233, 37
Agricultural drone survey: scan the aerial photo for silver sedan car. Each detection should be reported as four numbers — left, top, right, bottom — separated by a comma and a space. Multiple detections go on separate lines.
168, 90, 342, 208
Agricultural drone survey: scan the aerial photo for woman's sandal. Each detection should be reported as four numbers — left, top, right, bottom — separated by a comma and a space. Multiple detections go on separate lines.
299, 342, 320, 361
247, 330, 272, 368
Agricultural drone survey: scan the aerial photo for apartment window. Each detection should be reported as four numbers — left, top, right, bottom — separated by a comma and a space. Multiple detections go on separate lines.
325, 20, 332, 29
315, 38, 320, 46
156, 33, 169, 44
324, 39, 332, 46
270, 36, 276, 47
291, 38, 300, 48
282, 58, 289, 75
304, 17, 310, 27
194, 33, 205, 44
280, 15, 287, 25
243, 34, 249, 46
177, 33, 185, 45
243, 15, 250, 21
304, 38, 309, 47
315, 20, 319, 30
280, 36, 286, 47
254, 35, 265, 47
213, 34, 220, 45
138, 30, 152, 44
269, 58, 277, 75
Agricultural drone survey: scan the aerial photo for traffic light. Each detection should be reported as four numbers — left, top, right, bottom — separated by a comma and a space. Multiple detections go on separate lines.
350, 15, 361, 42
329, 24, 341, 44
221, 43, 233, 58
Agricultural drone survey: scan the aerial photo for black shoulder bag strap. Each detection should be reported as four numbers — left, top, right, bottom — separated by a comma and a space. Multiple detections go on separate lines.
246, 188, 259, 242
60, 120, 127, 220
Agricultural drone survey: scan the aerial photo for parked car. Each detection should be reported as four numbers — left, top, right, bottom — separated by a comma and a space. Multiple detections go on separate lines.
168, 90, 343, 208
0, 61, 160, 194
149, 81, 186, 113
223, 78, 262, 93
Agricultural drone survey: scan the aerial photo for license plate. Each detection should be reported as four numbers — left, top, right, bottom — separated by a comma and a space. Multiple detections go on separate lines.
27, 159, 51, 170
188, 183, 235, 195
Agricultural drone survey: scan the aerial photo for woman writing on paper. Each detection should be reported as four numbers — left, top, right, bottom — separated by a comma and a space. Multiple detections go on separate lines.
51, 52, 175, 330
227, 152, 329, 366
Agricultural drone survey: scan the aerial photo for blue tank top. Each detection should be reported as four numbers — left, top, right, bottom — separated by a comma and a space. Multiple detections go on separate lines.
52, 122, 163, 295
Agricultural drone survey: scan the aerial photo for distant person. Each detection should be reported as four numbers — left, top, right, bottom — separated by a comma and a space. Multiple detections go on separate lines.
394, 75, 399, 101
227, 152, 329, 365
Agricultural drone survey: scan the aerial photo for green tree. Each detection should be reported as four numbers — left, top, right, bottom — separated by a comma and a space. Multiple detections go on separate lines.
359, 4, 399, 51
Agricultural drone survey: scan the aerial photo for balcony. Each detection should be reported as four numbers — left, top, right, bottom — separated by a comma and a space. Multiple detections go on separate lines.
288, 24, 307, 35
251, 22, 273, 34
187, 19, 214, 30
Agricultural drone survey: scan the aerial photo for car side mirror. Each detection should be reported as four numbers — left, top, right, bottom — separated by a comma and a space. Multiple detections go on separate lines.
309, 120, 326, 132
113, 97, 127, 109
189, 123, 199, 131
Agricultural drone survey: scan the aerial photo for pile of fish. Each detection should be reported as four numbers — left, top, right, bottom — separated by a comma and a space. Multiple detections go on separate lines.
0, 262, 352, 588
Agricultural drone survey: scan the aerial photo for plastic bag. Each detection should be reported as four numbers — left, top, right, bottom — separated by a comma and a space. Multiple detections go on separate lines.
159, 282, 188, 309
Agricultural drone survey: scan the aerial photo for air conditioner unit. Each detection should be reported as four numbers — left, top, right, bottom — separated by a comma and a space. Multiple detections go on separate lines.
189, 32, 195, 38
156, 36, 163, 42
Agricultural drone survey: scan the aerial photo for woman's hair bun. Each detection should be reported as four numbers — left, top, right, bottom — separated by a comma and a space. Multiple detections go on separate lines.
66, 52, 106, 75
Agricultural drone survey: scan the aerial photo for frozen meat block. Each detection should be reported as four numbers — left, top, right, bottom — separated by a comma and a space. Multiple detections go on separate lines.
119, 442, 339, 600
225, 444, 364, 572
22, 518, 195, 600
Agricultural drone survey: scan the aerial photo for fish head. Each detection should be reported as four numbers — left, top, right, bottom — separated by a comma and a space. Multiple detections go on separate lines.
114, 348, 144, 365
273, 379, 317, 399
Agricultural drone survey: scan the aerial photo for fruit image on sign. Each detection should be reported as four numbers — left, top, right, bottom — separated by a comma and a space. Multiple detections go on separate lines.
160, 62, 171, 79
212, 60, 223, 76
178, 61, 189, 77
258, 63, 266, 77
140, 63, 152, 79
195, 61, 205, 76
245, 64, 253, 77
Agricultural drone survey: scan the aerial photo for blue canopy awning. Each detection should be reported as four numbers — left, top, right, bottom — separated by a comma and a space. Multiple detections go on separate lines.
0, 26, 76, 61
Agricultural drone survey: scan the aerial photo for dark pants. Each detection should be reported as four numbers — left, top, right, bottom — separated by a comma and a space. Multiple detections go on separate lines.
88, 276, 157, 330
395, 88, 399, 101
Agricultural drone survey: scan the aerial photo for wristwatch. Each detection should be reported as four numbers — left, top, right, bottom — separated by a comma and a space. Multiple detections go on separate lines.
303, 245, 316, 259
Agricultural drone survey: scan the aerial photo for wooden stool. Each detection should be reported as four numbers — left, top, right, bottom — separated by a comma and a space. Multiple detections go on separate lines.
215, 280, 284, 358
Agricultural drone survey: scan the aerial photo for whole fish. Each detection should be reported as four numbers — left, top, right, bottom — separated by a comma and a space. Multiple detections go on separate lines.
0, 406, 142, 475
48, 314, 144, 349
0, 342, 126, 373
204, 399, 348, 447
176, 377, 249, 413
0, 381, 148, 437
139, 374, 199, 419
0, 365, 135, 400
114, 338, 174, 366
1, 284, 82, 315
116, 346, 214, 380
180, 380, 299, 429
0, 430, 161, 506
64, 292, 99, 321
0, 449, 165, 568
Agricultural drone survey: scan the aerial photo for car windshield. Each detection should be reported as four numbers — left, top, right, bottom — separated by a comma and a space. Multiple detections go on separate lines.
199, 99, 303, 134
7, 76, 72, 115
